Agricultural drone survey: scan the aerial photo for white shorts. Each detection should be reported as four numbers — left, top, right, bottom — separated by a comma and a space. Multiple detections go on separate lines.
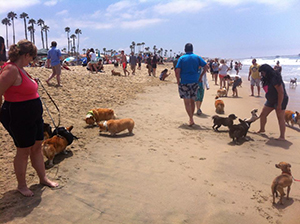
250, 77, 260, 86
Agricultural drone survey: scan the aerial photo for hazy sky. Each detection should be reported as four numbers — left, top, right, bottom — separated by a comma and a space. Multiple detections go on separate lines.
0, 0, 299, 59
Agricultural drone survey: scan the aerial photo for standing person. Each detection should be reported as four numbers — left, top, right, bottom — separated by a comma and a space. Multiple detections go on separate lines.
212, 58, 219, 85
218, 59, 229, 89
257, 64, 288, 141
234, 61, 239, 75
129, 52, 137, 75
46, 41, 62, 86
146, 54, 152, 76
172, 55, 180, 74
195, 66, 209, 115
248, 58, 261, 96
137, 53, 142, 70
274, 61, 282, 75
0, 36, 7, 66
0, 40, 59, 197
175, 43, 207, 126
120, 50, 129, 76
151, 54, 158, 77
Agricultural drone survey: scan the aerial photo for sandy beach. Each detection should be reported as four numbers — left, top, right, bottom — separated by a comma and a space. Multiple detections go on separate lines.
1, 63, 300, 224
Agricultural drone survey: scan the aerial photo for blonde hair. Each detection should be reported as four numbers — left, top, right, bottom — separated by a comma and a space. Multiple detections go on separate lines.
8, 39, 37, 62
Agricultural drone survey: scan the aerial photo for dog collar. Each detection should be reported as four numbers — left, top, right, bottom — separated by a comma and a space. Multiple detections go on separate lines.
292, 113, 297, 122
282, 172, 291, 176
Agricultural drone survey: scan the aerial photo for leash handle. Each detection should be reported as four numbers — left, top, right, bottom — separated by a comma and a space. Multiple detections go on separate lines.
38, 79, 61, 128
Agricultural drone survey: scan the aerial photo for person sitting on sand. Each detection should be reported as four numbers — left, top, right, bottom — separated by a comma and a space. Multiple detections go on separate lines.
159, 69, 170, 81
88, 48, 98, 73
257, 64, 288, 141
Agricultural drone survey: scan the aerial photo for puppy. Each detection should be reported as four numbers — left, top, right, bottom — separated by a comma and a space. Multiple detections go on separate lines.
215, 96, 225, 114
99, 118, 134, 136
42, 126, 78, 166
228, 118, 250, 142
271, 162, 293, 205
85, 108, 116, 125
244, 109, 259, 123
290, 78, 297, 87
111, 69, 122, 76
285, 110, 300, 127
212, 114, 237, 131
217, 87, 227, 97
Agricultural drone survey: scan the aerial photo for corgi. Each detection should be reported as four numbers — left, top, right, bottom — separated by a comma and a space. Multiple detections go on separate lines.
42, 126, 78, 167
285, 110, 300, 127
99, 118, 134, 136
111, 69, 122, 76
217, 87, 227, 97
84, 108, 116, 125
215, 96, 225, 114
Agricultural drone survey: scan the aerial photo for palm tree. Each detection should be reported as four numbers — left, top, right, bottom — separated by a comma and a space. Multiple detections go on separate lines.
20, 12, 29, 40
28, 25, 34, 42
64, 27, 70, 54
165, 49, 168, 57
103, 48, 106, 55
82, 48, 86, 54
37, 19, 45, 49
28, 19, 36, 44
153, 45, 157, 54
170, 49, 172, 58
42, 25, 49, 49
1, 18, 10, 48
7, 11, 17, 44
70, 34, 76, 54
131, 41, 135, 53
136, 43, 141, 53
75, 28, 82, 58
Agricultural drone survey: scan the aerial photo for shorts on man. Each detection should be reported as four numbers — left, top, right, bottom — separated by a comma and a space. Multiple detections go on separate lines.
178, 83, 199, 100
52, 64, 61, 76
250, 77, 260, 86
122, 62, 127, 69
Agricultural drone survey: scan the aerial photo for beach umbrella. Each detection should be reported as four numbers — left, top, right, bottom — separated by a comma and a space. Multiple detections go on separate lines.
37, 48, 48, 56
64, 57, 76, 62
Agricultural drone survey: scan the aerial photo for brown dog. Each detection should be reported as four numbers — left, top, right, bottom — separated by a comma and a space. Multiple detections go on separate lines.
42, 126, 78, 167
217, 88, 227, 97
99, 118, 134, 136
215, 96, 225, 114
85, 108, 116, 125
111, 69, 122, 76
271, 162, 293, 205
285, 110, 300, 127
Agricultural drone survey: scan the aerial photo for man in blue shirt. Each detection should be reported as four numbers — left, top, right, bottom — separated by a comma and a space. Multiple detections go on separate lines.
175, 43, 207, 126
46, 41, 62, 86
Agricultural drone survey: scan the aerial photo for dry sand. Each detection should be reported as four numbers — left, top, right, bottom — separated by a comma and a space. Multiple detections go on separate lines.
1, 63, 300, 224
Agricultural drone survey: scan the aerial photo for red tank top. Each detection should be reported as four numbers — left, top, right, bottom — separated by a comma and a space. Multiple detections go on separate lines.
1, 62, 39, 102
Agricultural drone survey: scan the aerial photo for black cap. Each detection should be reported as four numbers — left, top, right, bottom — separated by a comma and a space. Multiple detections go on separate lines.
185, 43, 193, 53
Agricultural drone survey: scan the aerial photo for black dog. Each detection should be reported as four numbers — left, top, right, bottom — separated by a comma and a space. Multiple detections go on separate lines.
228, 118, 252, 142
212, 114, 237, 131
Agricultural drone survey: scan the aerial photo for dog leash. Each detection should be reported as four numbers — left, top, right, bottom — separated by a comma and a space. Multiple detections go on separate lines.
293, 177, 300, 182
37, 79, 61, 129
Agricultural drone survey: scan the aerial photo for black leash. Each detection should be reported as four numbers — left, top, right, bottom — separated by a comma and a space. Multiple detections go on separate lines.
37, 79, 61, 129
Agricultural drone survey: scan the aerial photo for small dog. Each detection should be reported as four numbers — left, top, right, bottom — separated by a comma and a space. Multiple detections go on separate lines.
285, 110, 300, 127
43, 123, 52, 140
290, 78, 297, 87
212, 114, 237, 131
84, 108, 116, 125
244, 109, 259, 123
215, 97, 225, 114
217, 88, 227, 97
42, 126, 78, 166
228, 118, 250, 142
99, 118, 134, 136
271, 162, 293, 205
111, 69, 122, 76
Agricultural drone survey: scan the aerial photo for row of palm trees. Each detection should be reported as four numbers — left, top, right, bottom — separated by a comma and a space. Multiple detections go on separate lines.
64, 27, 82, 56
1, 11, 50, 50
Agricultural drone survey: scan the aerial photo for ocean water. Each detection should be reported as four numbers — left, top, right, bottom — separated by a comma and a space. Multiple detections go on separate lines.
234, 55, 300, 111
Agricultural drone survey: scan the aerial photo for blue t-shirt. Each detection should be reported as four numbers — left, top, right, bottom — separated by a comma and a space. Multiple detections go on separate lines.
47, 47, 61, 66
175, 53, 207, 84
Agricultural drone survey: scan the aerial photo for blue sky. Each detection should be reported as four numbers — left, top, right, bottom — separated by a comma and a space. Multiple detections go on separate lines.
0, 0, 299, 59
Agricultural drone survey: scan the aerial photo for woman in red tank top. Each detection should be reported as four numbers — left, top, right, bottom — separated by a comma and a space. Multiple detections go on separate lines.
0, 40, 58, 197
